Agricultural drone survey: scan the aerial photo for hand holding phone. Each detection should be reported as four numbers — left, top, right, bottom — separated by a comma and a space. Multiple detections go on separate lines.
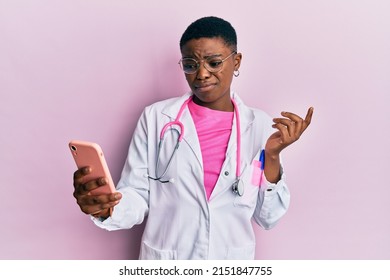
69, 140, 116, 195
69, 140, 121, 217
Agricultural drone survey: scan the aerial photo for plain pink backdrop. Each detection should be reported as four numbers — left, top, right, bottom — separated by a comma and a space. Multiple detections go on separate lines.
1, 0, 389, 259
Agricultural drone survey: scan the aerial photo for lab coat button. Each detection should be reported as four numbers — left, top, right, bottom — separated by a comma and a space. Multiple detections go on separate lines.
224, 171, 229, 176
267, 188, 273, 191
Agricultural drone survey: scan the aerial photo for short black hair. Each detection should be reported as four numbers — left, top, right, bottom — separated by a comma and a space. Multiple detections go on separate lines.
179, 16, 237, 50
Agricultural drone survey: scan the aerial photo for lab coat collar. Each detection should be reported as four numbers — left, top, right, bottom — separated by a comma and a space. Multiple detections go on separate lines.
160, 92, 192, 119
230, 91, 255, 131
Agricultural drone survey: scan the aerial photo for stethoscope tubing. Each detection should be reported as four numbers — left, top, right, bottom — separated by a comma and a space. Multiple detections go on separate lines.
148, 95, 243, 194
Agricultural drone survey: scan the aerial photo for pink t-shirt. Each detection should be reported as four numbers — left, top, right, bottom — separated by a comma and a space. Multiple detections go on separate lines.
188, 99, 234, 200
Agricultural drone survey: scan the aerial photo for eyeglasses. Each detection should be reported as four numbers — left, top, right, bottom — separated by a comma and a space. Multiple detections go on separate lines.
178, 51, 237, 74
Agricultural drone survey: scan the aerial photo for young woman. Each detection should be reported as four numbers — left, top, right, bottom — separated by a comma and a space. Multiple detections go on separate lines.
73, 16, 313, 259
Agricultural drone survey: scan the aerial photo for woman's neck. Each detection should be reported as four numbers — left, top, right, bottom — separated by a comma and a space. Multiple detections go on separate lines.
192, 95, 234, 112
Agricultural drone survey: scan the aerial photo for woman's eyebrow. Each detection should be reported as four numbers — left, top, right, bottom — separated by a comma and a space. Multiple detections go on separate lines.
204, 54, 222, 59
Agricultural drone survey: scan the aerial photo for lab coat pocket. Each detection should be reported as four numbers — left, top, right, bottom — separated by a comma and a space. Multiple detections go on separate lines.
233, 162, 259, 208
139, 241, 177, 260
251, 159, 263, 186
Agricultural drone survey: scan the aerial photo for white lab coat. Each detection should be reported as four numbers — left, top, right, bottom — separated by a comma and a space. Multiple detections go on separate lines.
93, 92, 290, 259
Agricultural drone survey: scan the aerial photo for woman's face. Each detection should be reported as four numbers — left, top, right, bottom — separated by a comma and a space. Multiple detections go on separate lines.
180, 37, 242, 111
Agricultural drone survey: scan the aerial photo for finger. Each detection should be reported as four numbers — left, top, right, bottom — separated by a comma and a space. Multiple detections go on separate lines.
73, 167, 91, 188
272, 123, 291, 144
74, 176, 107, 197
91, 208, 111, 218
303, 107, 314, 131
91, 209, 107, 217
281, 111, 303, 122
273, 118, 296, 138
281, 108, 313, 134
76, 192, 121, 216
83, 177, 109, 194
80, 200, 120, 215
282, 112, 304, 132
81, 192, 122, 206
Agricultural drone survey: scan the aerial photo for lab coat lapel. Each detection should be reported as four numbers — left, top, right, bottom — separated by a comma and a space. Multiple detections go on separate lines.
209, 93, 255, 199
160, 93, 203, 169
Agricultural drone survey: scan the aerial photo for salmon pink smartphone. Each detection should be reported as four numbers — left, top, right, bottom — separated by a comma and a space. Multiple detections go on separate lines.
69, 140, 116, 195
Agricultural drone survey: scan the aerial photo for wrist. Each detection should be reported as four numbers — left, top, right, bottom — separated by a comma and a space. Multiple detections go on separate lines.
265, 150, 280, 161
263, 150, 281, 183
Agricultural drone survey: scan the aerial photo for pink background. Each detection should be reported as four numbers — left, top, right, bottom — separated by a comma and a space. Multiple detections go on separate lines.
1, 0, 389, 259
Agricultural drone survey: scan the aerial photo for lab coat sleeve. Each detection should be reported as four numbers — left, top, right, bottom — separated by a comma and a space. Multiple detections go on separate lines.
91, 108, 151, 231
253, 164, 290, 230
251, 111, 290, 230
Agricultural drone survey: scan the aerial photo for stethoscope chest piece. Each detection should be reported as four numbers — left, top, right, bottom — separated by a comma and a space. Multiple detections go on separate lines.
232, 178, 244, 196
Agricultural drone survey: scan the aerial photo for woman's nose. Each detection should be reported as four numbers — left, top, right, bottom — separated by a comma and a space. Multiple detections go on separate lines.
196, 62, 211, 79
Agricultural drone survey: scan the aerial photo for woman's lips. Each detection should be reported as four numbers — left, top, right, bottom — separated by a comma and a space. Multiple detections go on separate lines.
194, 83, 216, 93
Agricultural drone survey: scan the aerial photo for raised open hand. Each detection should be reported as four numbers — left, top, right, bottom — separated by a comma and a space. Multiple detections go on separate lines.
265, 107, 314, 157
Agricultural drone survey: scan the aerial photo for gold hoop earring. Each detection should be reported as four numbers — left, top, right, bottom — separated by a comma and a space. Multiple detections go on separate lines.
234, 70, 240, 77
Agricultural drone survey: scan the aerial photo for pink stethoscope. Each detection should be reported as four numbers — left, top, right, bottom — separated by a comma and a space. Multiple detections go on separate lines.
147, 95, 245, 196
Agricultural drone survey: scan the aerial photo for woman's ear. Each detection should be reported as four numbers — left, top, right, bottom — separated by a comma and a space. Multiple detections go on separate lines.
234, 52, 242, 71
